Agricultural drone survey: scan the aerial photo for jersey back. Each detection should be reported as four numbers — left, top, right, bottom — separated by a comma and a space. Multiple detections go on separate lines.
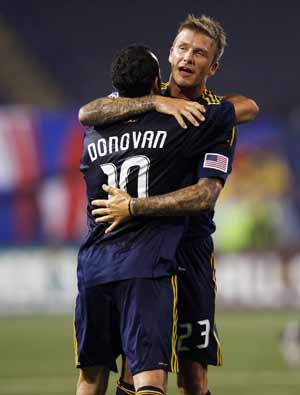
78, 102, 235, 288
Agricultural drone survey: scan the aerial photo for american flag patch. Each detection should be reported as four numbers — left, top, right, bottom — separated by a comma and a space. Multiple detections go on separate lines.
203, 153, 229, 173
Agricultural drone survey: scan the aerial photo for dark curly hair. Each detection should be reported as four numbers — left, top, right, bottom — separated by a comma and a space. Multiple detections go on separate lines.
111, 44, 160, 97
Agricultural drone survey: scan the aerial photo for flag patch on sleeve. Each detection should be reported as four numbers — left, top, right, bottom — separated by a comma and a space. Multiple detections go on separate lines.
203, 153, 229, 173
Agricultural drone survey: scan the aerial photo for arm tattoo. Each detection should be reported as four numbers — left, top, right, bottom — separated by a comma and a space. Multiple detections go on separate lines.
79, 96, 155, 126
130, 178, 223, 216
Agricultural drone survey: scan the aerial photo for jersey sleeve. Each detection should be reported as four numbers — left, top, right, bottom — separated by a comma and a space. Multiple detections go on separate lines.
197, 126, 236, 184
181, 100, 236, 184
197, 101, 236, 184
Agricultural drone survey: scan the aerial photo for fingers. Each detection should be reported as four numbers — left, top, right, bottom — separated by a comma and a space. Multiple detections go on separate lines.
91, 199, 108, 208
181, 110, 200, 127
102, 184, 119, 195
91, 208, 109, 216
193, 102, 206, 114
174, 102, 206, 128
95, 215, 114, 223
173, 113, 187, 129
186, 102, 206, 114
158, 97, 206, 128
105, 221, 120, 234
186, 104, 206, 122
182, 103, 206, 124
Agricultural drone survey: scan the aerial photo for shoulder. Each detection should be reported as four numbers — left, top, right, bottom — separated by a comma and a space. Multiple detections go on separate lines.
200, 88, 235, 120
140, 110, 178, 125
200, 94, 235, 126
201, 89, 221, 105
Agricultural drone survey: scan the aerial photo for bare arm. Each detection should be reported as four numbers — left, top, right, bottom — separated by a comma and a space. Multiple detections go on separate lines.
222, 94, 260, 124
78, 95, 206, 128
130, 178, 223, 216
91, 178, 223, 233
78, 96, 155, 126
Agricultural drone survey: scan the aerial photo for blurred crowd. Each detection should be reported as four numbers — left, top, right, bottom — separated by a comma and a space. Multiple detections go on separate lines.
215, 112, 300, 257
0, 107, 299, 259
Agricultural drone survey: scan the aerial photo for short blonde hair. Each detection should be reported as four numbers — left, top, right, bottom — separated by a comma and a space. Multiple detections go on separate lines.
177, 14, 227, 63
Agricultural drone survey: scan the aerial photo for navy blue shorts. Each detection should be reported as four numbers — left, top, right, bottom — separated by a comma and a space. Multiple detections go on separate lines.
176, 236, 223, 366
74, 276, 178, 375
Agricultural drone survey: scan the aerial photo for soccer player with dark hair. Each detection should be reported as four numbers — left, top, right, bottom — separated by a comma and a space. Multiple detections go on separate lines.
78, 14, 259, 395
111, 45, 161, 98
75, 43, 239, 395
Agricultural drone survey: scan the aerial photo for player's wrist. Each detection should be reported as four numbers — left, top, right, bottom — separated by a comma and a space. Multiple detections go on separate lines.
152, 95, 163, 110
128, 198, 136, 217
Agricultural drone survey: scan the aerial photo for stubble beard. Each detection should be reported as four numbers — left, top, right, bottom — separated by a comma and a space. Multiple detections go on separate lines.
169, 72, 206, 100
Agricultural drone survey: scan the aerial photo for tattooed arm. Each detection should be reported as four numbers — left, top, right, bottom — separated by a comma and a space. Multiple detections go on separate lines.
130, 178, 222, 216
79, 92, 257, 129
79, 96, 155, 126
91, 179, 223, 233
78, 95, 206, 128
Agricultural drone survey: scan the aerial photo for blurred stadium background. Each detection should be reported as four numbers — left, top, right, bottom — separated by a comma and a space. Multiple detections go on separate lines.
0, 1, 299, 394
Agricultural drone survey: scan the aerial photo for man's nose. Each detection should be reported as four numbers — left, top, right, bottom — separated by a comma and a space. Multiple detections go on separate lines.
183, 49, 194, 63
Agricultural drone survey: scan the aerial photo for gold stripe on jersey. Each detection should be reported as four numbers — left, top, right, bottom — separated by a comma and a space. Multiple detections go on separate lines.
116, 380, 135, 395
202, 89, 221, 105
171, 275, 179, 372
213, 329, 223, 366
210, 254, 223, 366
137, 390, 164, 395
73, 320, 79, 366
160, 81, 169, 90
210, 253, 217, 294
229, 127, 236, 146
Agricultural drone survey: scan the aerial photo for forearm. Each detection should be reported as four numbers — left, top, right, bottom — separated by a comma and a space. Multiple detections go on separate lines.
78, 96, 156, 126
222, 94, 259, 124
130, 178, 223, 216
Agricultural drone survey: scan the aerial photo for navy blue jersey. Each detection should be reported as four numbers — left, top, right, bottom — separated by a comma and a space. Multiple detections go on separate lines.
162, 87, 237, 239
78, 101, 235, 288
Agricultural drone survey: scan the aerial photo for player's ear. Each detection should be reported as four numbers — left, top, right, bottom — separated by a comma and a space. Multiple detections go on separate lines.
151, 77, 161, 95
209, 61, 219, 76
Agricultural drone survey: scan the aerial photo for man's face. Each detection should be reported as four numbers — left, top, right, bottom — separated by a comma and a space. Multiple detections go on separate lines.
169, 28, 219, 90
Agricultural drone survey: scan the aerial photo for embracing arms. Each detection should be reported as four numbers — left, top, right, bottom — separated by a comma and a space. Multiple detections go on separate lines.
83, 91, 258, 233
79, 93, 259, 128
128, 178, 223, 216
92, 178, 223, 233
79, 95, 206, 129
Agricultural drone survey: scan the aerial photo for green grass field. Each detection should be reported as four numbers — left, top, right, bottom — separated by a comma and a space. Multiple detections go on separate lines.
0, 311, 299, 395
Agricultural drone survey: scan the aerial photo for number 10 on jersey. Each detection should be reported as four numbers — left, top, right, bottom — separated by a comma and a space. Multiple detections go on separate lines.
100, 155, 150, 198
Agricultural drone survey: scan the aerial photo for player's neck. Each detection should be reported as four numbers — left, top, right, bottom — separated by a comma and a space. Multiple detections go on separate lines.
168, 78, 206, 100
